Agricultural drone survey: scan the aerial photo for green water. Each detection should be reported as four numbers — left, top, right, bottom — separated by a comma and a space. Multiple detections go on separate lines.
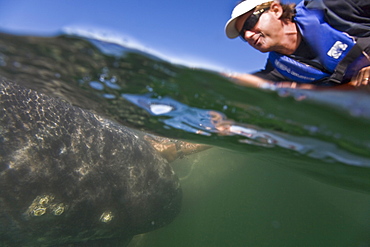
0, 32, 369, 246
128, 148, 370, 247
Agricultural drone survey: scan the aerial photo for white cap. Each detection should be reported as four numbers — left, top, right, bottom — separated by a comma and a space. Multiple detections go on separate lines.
225, 0, 271, 39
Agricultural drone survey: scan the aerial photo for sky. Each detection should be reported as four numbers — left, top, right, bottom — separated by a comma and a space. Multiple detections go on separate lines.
0, 0, 301, 73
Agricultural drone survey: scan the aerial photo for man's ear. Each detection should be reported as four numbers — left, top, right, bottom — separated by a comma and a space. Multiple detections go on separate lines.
269, 2, 283, 19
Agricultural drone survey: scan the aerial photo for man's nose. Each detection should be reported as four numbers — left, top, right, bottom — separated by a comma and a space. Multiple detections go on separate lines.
243, 30, 254, 40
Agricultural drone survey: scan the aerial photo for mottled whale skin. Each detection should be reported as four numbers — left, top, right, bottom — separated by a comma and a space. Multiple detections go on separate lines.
0, 79, 182, 247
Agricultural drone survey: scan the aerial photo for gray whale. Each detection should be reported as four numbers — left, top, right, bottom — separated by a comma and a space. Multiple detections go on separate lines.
0, 79, 182, 246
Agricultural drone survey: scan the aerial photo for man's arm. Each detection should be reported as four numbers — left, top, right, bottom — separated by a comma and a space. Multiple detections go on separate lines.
225, 72, 316, 89
224, 60, 310, 88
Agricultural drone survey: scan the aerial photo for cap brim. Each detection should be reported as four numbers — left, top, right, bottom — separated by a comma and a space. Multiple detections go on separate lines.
225, 18, 241, 39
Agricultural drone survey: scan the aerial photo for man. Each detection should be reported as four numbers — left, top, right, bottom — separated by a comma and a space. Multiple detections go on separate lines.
225, 0, 370, 89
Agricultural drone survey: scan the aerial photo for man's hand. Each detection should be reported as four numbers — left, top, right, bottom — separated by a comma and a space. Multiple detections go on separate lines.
349, 66, 370, 87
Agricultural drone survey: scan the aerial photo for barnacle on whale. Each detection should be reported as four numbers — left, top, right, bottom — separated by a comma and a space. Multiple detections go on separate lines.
37, 194, 55, 206
50, 203, 66, 216
26, 194, 66, 217
31, 206, 47, 217
100, 211, 114, 223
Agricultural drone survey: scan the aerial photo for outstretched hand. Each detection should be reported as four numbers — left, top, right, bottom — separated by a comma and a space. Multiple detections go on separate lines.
223, 72, 315, 89
222, 72, 269, 88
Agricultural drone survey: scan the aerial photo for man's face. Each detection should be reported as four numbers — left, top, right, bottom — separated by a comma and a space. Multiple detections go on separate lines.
235, 6, 284, 53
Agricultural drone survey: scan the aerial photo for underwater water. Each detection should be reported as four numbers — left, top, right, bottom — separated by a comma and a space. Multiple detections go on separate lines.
0, 31, 369, 246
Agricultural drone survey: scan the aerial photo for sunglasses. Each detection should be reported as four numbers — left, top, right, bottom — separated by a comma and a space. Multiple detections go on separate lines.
239, 7, 270, 40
